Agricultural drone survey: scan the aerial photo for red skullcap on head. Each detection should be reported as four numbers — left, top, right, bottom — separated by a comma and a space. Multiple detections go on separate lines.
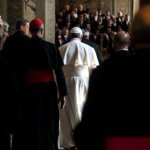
30, 18, 43, 29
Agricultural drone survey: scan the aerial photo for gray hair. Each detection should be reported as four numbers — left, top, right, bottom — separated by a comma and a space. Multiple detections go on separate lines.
3, 21, 9, 28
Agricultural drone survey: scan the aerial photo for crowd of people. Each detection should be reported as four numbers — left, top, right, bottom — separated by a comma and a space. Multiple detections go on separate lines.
74, 4, 150, 150
55, 4, 131, 60
1, 3, 150, 150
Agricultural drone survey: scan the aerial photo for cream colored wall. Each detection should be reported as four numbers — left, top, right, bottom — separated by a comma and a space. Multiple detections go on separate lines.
23, 0, 55, 43
45, 0, 55, 43
114, 0, 130, 16
113, 0, 139, 18
23, 0, 36, 21
99, 0, 113, 13
133, 0, 140, 16
56, 0, 137, 17
56, 0, 100, 12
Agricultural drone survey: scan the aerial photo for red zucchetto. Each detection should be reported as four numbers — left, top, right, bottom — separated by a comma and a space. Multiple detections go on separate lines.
30, 18, 43, 29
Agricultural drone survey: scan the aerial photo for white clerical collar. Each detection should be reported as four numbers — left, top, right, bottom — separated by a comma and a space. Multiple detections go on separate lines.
116, 48, 128, 52
71, 38, 81, 41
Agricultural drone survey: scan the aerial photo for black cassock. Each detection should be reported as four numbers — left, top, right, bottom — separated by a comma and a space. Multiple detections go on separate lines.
2, 35, 67, 150
74, 50, 150, 150
0, 58, 19, 150
0, 31, 30, 88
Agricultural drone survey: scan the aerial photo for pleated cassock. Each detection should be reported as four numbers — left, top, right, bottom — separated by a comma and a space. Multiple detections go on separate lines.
59, 38, 99, 149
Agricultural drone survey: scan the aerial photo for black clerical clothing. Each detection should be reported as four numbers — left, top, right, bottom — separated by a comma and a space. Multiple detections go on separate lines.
116, 17, 124, 28
0, 58, 19, 150
0, 30, 29, 150
122, 21, 130, 32
82, 38, 103, 64
74, 49, 150, 150
12, 36, 67, 150
0, 30, 30, 88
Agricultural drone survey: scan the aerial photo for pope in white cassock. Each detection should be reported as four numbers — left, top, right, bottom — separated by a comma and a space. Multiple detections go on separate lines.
59, 27, 99, 149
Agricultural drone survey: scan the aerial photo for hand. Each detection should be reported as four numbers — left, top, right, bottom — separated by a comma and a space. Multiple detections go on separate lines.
58, 96, 66, 109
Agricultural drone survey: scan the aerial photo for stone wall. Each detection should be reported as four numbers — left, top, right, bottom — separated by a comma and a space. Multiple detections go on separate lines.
1, 0, 55, 42
133, 0, 140, 15
0, 0, 23, 34
23, 0, 36, 21
56, 0, 115, 14
99, 0, 113, 13
0, 0, 7, 20
114, 0, 131, 16
7, 0, 23, 34
56, 0, 133, 16
56, 0, 101, 12
45, 0, 55, 43
36, 0, 55, 42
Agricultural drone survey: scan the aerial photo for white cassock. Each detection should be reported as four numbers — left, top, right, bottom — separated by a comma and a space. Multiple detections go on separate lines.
59, 38, 99, 149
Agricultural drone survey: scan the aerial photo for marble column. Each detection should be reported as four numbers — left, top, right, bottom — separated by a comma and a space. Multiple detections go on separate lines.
23, 0, 36, 21
107, 0, 113, 14
45, 0, 55, 42
36, 0, 55, 43
133, 0, 140, 16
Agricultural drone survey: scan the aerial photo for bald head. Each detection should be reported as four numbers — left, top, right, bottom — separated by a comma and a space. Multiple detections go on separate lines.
114, 31, 130, 50
131, 5, 150, 46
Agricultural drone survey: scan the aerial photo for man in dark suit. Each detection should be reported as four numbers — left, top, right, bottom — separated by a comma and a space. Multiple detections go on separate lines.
82, 30, 103, 64
116, 11, 124, 28
0, 19, 30, 88
0, 19, 30, 150
74, 5, 150, 150
104, 31, 130, 64
122, 15, 131, 32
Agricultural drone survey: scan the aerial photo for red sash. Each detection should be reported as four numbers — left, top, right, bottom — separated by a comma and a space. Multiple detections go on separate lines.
24, 69, 54, 84
105, 137, 150, 150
